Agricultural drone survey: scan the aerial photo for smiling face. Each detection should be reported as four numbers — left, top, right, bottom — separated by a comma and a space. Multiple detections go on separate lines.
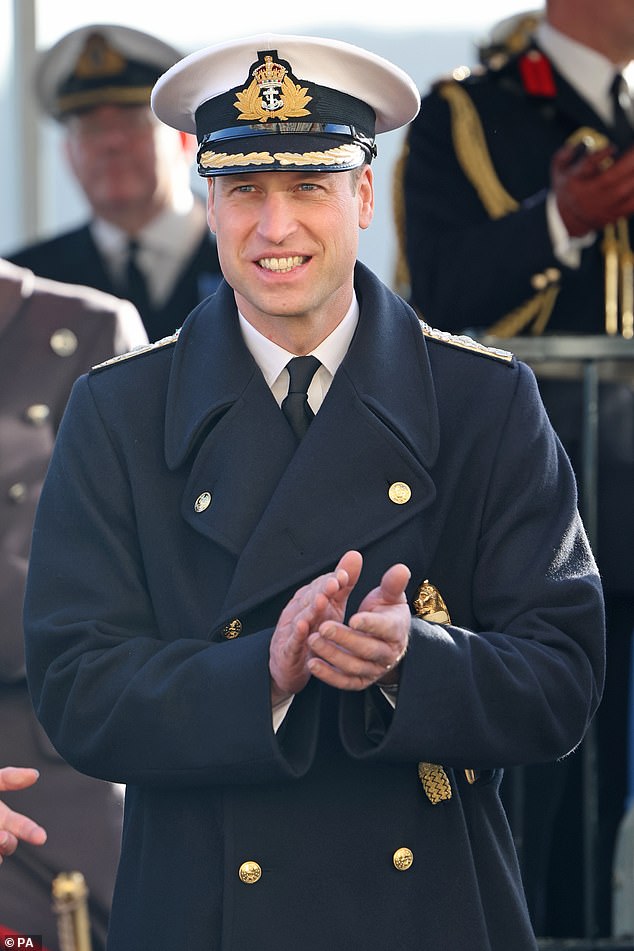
207, 166, 374, 352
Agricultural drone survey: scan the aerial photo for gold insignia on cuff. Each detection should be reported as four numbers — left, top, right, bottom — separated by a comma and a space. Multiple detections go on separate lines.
418, 761, 453, 803
222, 619, 242, 640
412, 579, 474, 801
413, 580, 451, 624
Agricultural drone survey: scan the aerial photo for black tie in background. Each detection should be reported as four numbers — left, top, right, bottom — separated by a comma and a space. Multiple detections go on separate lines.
123, 238, 152, 319
610, 73, 634, 150
281, 355, 321, 441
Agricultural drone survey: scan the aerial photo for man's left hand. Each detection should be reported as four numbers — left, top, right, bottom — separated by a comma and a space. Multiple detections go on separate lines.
306, 562, 411, 690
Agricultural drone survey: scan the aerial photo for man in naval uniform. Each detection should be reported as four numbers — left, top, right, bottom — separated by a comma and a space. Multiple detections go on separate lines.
23, 33, 604, 951
8, 24, 222, 343
401, 1, 634, 936
0, 257, 146, 949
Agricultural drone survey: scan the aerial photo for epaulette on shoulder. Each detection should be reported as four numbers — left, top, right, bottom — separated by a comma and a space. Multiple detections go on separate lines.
421, 322, 514, 363
91, 330, 180, 372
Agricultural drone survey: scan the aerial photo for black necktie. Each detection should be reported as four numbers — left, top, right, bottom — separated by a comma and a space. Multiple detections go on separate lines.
281, 355, 321, 441
610, 73, 634, 149
123, 238, 152, 318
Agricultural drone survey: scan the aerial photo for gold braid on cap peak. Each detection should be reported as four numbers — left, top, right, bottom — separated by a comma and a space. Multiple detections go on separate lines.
199, 143, 365, 171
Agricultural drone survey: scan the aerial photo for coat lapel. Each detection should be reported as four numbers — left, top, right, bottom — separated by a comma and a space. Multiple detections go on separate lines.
164, 266, 440, 623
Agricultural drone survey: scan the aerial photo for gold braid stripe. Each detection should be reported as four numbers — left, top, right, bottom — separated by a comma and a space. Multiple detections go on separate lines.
57, 85, 153, 114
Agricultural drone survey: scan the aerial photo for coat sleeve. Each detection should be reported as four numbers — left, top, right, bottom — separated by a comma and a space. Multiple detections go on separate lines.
402, 86, 564, 330
341, 360, 605, 768
23, 374, 316, 787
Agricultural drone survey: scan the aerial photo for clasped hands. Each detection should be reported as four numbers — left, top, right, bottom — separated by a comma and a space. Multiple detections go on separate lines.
269, 550, 411, 706
0, 767, 47, 862
551, 140, 634, 237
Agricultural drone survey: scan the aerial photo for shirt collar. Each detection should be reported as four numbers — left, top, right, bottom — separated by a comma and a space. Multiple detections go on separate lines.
91, 195, 207, 259
238, 293, 360, 390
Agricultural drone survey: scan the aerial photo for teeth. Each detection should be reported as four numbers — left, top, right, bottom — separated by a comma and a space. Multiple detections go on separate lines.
258, 256, 306, 273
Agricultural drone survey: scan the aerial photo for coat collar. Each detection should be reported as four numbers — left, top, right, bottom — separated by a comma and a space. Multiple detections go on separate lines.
165, 262, 438, 470
164, 262, 440, 623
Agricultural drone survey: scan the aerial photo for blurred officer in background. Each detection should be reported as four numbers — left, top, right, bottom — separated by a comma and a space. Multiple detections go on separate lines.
401, 1, 634, 937
0, 256, 146, 949
8, 24, 222, 342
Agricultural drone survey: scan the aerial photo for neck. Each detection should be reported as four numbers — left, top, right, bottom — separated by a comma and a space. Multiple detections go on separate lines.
547, 6, 634, 64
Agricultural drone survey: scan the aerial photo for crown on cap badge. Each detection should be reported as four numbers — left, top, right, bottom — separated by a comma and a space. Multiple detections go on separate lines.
234, 51, 312, 122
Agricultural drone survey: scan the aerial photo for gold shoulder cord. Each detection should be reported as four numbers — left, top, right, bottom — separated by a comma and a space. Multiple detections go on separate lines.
412, 580, 477, 803
438, 80, 560, 337
439, 81, 518, 220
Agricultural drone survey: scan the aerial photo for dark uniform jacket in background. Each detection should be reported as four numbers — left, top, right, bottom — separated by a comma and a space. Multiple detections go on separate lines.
23, 263, 604, 951
0, 259, 147, 950
402, 45, 634, 594
402, 46, 633, 936
8, 221, 222, 343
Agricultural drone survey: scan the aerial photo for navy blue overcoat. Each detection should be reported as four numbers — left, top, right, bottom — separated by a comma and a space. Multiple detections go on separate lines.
24, 263, 604, 951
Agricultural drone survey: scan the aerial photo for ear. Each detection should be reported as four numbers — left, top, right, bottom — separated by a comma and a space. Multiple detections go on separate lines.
357, 165, 374, 231
206, 178, 216, 233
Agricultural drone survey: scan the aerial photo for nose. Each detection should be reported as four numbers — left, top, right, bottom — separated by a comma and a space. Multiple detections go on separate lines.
256, 192, 297, 245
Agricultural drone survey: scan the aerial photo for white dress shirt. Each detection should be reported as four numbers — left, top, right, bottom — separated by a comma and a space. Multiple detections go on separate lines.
238, 292, 359, 412
91, 190, 209, 305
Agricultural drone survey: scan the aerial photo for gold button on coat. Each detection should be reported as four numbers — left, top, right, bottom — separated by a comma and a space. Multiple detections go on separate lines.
393, 847, 414, 871
50, 328, 78, 356
24, 404, 51, 426
222, 619, 242, 639
388, 482, 411, 505
238, 861, 262, 884
8, 482, 27, 504
194, 491, 211, 513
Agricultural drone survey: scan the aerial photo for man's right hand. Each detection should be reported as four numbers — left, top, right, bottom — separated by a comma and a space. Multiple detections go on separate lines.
269, 551, 363, 705
0, 767, 47, 862
551, 141, 634, 237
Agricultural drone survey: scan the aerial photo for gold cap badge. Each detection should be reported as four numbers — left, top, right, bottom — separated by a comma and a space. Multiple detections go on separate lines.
234, 52, 312, 123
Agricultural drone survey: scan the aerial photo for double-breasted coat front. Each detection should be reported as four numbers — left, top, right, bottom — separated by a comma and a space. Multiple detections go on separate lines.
24, 263, 605, 951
